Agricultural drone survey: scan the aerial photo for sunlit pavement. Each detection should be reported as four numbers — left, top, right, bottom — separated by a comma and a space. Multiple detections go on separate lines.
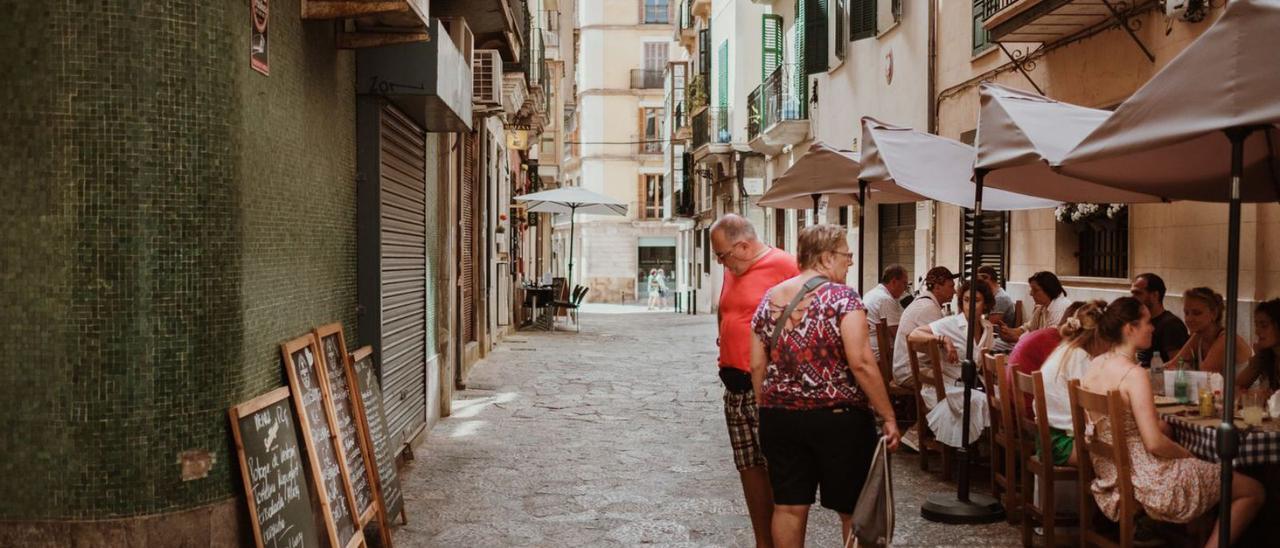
392, 310, 1022, 546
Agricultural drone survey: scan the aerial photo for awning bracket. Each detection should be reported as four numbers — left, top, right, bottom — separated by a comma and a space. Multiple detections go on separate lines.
997, 43, 1046, 96
1100, 0, 1156, 63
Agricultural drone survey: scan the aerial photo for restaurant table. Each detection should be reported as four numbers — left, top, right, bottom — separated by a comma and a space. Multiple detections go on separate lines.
523, 285, 556, 330
1158, 404, 1280, 467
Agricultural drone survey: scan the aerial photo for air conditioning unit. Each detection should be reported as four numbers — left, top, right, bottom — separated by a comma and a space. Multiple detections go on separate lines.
473, 49, 504, 106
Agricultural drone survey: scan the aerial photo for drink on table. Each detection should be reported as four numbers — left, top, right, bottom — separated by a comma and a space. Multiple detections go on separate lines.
1174, 359, 1190, 404
1242, 388, 1266, 427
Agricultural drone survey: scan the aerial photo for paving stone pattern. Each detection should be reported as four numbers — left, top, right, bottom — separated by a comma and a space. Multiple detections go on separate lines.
394, 310, 1022, 546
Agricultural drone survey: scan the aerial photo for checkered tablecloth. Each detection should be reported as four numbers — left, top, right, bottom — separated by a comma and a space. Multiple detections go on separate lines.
1161, 407, 1280, 467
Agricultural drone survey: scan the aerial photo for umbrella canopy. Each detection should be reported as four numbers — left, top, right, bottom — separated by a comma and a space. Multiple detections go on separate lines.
1057, 0, 1280, 202
861, 117, 1059, 211
975, 83, 1161, 203
756, 141, 921, 209
513, 186, 629, 216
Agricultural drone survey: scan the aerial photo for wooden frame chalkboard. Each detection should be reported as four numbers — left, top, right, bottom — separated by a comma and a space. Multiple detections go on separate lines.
229, 387, 320, 548
282, 334, 366, 548
349, 346, 407, 528
314, 324, 390, 547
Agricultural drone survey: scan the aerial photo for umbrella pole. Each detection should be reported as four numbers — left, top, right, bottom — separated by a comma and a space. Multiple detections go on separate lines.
568, 205, 577, 291
1217, 127, 1252, 548
922, 168, 1004, 524
811, 193, 821, 221
857, 180, 867, 294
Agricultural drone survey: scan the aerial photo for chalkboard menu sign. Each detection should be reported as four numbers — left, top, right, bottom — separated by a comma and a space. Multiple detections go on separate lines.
314, 324, 376, 525
350, 346, 406, 524
282, 335, 363, 548
229, 387, 319, 548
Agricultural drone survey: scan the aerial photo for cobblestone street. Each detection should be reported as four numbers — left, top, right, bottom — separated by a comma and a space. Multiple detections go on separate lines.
394, 308, 1021, 546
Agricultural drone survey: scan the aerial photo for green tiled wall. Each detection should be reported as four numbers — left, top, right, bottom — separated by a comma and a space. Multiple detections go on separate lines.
0, 0, 359, 519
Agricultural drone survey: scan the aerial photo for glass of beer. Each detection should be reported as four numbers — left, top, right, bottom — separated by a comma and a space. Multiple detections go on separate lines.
1241, 389, 1266, 427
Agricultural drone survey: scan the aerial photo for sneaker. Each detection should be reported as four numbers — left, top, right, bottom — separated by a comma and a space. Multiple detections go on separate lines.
901, 425, 921, 452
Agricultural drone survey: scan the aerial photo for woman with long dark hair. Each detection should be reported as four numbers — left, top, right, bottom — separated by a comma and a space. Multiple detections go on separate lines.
1237, 298, 1280, 391
1080, 297, 1263, 547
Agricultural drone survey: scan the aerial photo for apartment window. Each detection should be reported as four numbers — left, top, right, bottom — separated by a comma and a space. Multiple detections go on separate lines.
642, 174, 664, 219
644, 0, 669, 24
878, 203, 915, 283
961, 209, 1008, 280
972, 0, 993, 54
640, 107, 663, 153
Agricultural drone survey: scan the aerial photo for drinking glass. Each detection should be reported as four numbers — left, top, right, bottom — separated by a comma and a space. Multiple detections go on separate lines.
1242, 389, 1266, 427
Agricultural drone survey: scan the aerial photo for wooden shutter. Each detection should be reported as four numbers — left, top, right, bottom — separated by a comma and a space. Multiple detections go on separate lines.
851, 0, 877, 40
460, 133, 477, 344
717, 40, 728, 108
961, 209, 1008, 280
378, 104, 429, 449
762, 14, 784, 81
805, 0, 828, 74
794, 0, 808, 117
972, 0, 992, 54
701, 28, 711, 75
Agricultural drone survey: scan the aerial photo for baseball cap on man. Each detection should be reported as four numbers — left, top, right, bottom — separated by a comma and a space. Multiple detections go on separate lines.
924, 266, 960, 287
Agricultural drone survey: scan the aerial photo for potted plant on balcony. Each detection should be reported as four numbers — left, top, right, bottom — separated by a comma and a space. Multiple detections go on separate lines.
686, 74, 707, 112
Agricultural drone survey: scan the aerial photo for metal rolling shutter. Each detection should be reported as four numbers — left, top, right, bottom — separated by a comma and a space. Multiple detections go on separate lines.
461, 133, 477, 343
379, 105, 429, 445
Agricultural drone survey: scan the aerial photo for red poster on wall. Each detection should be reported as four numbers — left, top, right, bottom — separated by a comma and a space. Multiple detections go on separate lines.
251, 0, 269, 75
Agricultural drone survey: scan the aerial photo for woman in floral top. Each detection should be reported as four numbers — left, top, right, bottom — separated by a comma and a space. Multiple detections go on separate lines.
749, 224, 900, 547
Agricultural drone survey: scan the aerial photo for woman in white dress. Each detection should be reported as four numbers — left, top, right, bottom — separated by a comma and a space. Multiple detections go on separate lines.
908, 278, 995, 448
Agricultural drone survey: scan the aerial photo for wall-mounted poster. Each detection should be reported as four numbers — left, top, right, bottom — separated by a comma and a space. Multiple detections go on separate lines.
251, 0, 269, 75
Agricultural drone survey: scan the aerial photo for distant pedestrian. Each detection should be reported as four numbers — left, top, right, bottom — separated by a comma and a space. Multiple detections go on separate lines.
656, 267, 670, 310
646, 268, 660, 310
711, 214, 799, 547
750, 224, 900, 547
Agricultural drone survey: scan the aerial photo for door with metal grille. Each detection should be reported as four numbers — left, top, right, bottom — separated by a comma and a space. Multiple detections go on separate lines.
378, 104, 428, 449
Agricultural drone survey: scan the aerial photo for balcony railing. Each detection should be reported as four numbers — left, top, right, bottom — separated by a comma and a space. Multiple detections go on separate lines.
761, 64, 806, 131
631, 69, 664, 89
747, 84, 763, 141
693, 107, 731, 150
982, 0, 1020, 21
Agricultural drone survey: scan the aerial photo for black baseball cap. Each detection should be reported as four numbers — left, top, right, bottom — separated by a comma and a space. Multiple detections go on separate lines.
925, 266, 960, 287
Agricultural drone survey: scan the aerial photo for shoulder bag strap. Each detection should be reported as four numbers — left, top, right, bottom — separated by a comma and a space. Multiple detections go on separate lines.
769, 276, 830, 351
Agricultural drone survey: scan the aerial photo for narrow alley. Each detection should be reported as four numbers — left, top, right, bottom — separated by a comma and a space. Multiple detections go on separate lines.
393, 309, 1021, 546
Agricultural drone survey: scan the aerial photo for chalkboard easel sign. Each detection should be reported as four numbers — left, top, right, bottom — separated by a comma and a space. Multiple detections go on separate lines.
282, 334, 365, 548
349, 346, 407, 526
229, 387, 320, 548
314, 323, 390, 547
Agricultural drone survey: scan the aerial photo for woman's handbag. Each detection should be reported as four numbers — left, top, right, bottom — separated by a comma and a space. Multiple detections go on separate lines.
846, 436, 894, 547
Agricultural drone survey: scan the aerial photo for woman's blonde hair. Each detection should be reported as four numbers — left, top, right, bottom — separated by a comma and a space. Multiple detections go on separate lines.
796, 224, 849, 270
1184, 286, 1225, 326
1059, 299, 1108, 350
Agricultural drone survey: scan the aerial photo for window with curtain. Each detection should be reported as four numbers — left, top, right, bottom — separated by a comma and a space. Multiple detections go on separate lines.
644, 0, 669, 24
642, 174, 664, 219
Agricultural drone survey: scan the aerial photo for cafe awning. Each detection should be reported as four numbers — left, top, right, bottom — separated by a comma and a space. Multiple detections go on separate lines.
755, 142, 921, 210
861, 117, 1059, 211
1058, 0, 1280, 203
975, 83, 1161, 203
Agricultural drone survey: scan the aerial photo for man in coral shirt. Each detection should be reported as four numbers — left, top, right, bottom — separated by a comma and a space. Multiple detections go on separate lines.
710, 214, 799, 547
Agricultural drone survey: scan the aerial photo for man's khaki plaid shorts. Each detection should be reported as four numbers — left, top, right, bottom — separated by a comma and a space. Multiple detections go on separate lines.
723, 388, 767, 471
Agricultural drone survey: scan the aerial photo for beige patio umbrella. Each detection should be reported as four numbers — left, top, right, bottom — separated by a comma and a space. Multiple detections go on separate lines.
755, 141, 921, 292
1056, 1, 1280, 543
861, 116, 1058, 524
975, 83, 1162, 203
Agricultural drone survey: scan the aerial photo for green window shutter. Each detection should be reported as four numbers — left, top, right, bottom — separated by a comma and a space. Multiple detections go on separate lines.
851, 0, 876, 40
805, 0, 828, 74
972, 0, 993, 54
794, 0, 808, 118
762, 14, 783, 81
698, 28, 710, 75
717, 40, 729, 108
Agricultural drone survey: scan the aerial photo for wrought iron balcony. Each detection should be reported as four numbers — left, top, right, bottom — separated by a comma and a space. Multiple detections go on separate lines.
981, 0, 1157, 46
631, 69, 665, 90
746, 64, 809, 149
693, 106, 731, 153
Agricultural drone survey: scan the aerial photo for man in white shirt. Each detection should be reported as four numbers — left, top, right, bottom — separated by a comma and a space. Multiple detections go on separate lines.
863, 264, 909, 365
892, 266, 959, 388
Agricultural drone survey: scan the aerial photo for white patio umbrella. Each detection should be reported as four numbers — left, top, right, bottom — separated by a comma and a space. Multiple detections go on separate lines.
756, 141, 922, 292
1056, 1, 1280, 543
861, 116, 1058, 523
514, 186, 629, 289
975, 83, 1162, 203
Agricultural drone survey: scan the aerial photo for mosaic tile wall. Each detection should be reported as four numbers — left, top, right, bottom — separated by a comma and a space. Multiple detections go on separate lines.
0, 0, 359, 519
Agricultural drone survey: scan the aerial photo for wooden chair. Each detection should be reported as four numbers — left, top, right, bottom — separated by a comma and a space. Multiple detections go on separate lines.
1012, 370, 1078, 547
1068, 379, 1136, 548
1014, 299, 1025, 328
982, 353, 1020, 522
906, 339, 953, 479
876, 320, 912, 395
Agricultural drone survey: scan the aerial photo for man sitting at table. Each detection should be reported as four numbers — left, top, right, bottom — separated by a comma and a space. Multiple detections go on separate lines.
864, 264, 909, 366
1130, 272, 1188, 368
891, 266, 958, 390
